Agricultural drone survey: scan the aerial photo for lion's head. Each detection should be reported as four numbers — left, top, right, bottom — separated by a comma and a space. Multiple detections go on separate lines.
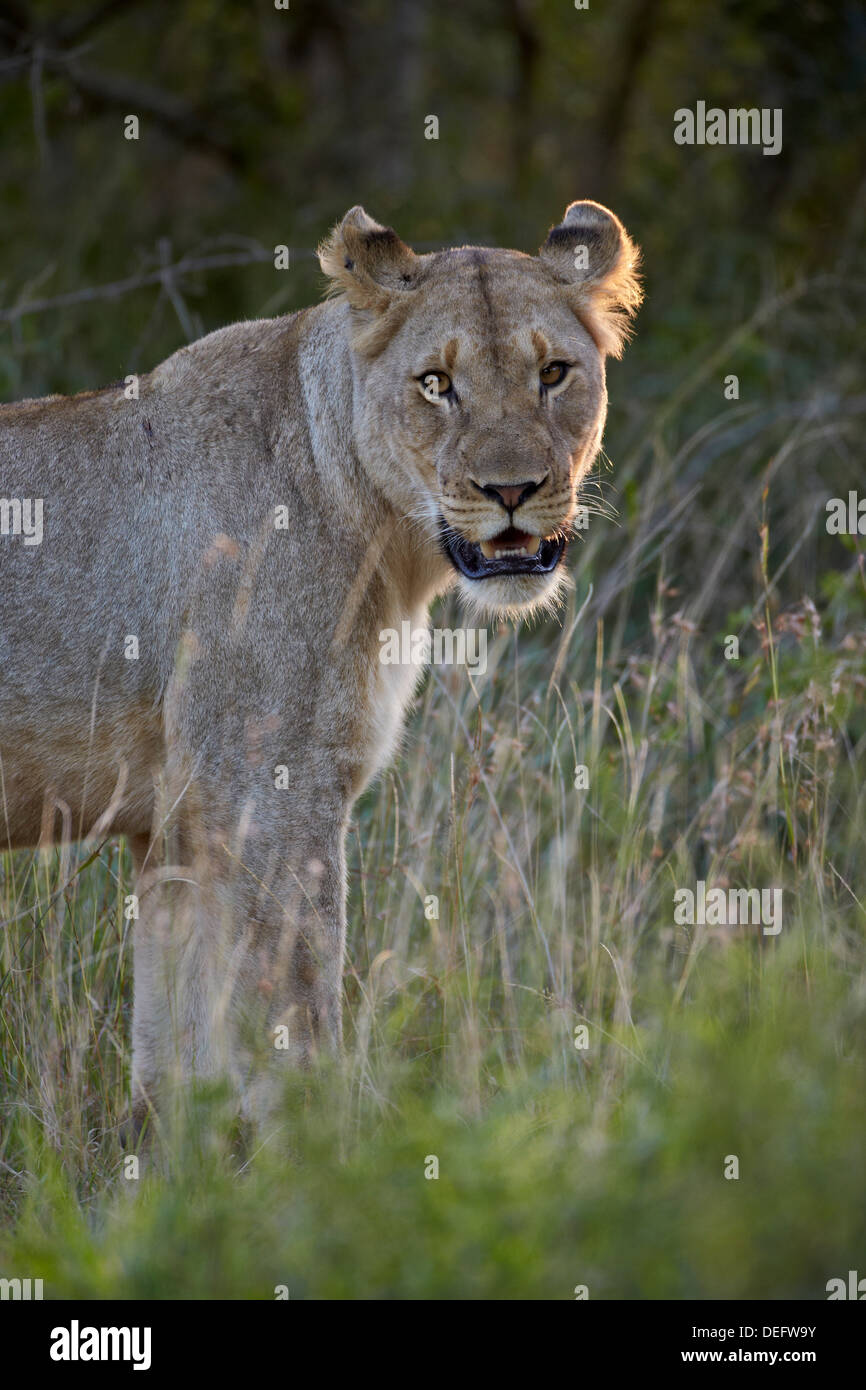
318, 201, 641, 619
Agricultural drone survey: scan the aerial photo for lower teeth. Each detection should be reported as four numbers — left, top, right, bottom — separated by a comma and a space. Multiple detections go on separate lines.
479, 536, 543, 560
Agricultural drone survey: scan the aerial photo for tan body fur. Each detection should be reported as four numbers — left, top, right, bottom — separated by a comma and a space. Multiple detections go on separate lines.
0, 203, 640, 1123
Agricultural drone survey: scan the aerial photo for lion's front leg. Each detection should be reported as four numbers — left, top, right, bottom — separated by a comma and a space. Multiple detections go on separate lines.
227, 806, 348, 1111
128, 816, 231, 1133
129, 770, 347, 1128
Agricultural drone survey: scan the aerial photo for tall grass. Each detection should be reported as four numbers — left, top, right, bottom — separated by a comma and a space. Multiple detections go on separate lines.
1, 277, 865, 1298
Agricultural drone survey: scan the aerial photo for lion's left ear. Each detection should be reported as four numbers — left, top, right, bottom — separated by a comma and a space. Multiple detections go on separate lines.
318, 206, 420, 312
538, 200, 642, 357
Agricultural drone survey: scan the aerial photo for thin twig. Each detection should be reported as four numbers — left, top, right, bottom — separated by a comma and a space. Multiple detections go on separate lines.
0, 248, 311, 325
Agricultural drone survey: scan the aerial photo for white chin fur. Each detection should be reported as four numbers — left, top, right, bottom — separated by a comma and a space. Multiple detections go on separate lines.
455, 567, 570, 623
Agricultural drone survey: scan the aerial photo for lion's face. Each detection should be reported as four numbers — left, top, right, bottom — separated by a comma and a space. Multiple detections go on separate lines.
319, 202, 641, 618
372, 254, 609, 617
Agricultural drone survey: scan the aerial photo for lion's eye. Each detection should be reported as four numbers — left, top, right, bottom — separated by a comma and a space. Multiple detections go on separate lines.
539, 362, 569, 389
418, 370, 452, 402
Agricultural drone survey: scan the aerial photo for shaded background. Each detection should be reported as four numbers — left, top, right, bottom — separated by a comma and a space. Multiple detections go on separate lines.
0, 0, 862, 375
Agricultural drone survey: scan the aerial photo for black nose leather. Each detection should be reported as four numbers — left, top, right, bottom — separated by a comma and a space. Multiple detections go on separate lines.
478, 479, 543, 512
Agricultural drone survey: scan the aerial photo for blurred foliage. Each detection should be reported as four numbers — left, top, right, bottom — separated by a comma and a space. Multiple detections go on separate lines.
0, 0, 862, 372
2, 544, 865, 1297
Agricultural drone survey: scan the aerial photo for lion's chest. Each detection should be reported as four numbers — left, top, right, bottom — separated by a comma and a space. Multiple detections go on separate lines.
353, 615, 430, 798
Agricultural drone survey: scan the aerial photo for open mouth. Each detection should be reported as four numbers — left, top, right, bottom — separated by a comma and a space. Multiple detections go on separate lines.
440, 521, 567, 580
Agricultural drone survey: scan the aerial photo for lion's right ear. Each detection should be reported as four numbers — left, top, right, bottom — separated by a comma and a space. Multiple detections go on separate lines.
317, 206, 420, 312
538, 200, 642, 357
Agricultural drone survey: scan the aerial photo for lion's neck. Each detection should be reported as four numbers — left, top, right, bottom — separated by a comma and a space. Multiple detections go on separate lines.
297, 299, 453, 620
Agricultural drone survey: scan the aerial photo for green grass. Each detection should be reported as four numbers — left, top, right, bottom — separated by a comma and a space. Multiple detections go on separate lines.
1, 280, 865, 1299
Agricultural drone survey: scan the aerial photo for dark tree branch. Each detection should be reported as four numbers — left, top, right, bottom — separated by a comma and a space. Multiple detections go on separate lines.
59, 0, 149, 45
505, 0, 540, 190
0, 0, 245, 169
582, 0, 663, 201
0, 246, 289, 326
54, 57, 246, 168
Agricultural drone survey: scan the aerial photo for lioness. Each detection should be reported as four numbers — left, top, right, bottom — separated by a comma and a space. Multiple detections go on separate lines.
0, 201, 640, 1124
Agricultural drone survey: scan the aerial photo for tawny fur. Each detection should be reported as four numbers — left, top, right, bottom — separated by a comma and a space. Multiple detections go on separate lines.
0, 201, 640, 1124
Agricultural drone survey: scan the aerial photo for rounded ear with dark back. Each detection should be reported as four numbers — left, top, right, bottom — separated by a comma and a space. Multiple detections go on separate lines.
317, 206, 420, 313
538, 200, 642, 357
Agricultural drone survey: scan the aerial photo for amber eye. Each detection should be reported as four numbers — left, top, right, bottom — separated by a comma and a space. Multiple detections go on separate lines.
418, 370, 452, 401
540, 361, 569, 388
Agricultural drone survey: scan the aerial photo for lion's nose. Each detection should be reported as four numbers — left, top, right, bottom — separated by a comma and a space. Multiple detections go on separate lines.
476, 477, 547, 513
